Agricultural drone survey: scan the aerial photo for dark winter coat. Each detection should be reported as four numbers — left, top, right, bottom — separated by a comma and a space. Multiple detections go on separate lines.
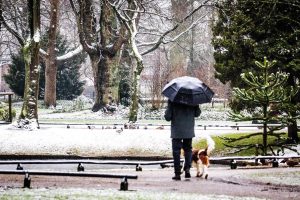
164, 101, 201, 139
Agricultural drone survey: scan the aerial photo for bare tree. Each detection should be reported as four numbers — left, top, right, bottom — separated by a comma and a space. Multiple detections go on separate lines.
112, 0, 213, 121
69, 0, 127, 111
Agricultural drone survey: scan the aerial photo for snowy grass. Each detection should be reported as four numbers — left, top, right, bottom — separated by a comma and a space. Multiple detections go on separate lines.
1, 123, 267, 157
0, 188, 265, 200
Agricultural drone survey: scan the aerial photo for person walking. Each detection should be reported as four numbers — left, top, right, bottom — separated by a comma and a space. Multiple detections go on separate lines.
164, 100, 201, 180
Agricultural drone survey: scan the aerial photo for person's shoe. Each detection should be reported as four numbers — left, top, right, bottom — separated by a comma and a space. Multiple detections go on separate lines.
185, 171, 191, 178
172, 174, 181, 180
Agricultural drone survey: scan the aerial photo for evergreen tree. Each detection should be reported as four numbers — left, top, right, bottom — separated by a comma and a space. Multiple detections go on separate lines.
225, 57, 299, 155
117, 43, 133, 107
4, 53, 25, 97
4, 33, 85, 100
213, 0, 300, 86
212, 0, 300, 141
56, 59, 85, 100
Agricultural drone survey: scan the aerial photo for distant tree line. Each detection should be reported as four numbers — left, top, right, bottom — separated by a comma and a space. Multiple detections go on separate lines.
0, 0, 217, 126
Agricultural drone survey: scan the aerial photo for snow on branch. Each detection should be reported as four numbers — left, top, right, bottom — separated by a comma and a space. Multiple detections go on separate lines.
39, 48, 48, 58
33, 28, 40, 42
56, 45, 83, 61
137, 16, 205, 48
163, 15, 206, 43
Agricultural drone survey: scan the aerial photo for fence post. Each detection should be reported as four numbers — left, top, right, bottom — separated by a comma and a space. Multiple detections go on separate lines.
255, 144, 259, 165
24, 173, 31, 188
8, 94, 12, 122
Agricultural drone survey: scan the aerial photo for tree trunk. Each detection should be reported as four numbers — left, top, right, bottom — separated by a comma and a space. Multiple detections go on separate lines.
169, 0, 189, 75
44, 0, 59, 107
128, 25, 143, 121
262, 104, 268, 155
128, 60, 143, 122
70, 0, 126, 112
288, 120, 299, 143
19, 0, 41, 126
91, 54, 112, 112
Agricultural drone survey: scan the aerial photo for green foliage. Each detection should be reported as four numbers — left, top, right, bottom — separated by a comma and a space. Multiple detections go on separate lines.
229, 57, 299, 121
219, 132, 299, 156
212, 0, 300, 101
212, 0, 300, 148
227, 57, 299, 155
194, 132, 300, 156
4, 32, 86, 100
0, 102, 16, 121
118, 63, 132, 106
3, 53, 25, 97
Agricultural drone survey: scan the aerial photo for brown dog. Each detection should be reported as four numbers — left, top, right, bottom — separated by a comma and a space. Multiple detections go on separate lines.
182, 136, 215, 179
192, 147, 210, 179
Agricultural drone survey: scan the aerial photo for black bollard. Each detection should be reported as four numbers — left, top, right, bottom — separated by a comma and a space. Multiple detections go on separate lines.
120, 177, 128, 191
272, 160, 279, 168
77, 163, 85, 172
24, 173, 31, 188
136, 164, 142, 171
230, 160, 237, 169
17, 163, 24, 170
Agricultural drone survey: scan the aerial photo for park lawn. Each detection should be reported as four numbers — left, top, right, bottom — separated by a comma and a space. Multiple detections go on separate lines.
194, 132, 300, 157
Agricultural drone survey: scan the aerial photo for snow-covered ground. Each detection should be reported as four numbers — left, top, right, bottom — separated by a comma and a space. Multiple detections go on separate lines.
0, 125, 171, 157
0, 123, 236, 157
1, 98, 299, 157
0, 121, 299, 157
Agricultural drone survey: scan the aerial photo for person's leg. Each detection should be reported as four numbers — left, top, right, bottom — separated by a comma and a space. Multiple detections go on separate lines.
172, 138, 183, 180
183, 138, 192, 178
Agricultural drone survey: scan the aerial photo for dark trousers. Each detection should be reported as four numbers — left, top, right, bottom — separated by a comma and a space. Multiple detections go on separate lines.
172, 138, 192, 174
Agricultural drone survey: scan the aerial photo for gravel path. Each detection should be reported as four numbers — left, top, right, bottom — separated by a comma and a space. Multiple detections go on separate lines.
0, 165, 299, 200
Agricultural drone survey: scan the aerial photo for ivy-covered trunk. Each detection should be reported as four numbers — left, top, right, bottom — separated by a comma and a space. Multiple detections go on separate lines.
19, 0, 41, 126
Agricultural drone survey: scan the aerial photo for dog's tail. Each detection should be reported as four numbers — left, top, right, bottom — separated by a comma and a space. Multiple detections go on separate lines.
205, 135, 215, 155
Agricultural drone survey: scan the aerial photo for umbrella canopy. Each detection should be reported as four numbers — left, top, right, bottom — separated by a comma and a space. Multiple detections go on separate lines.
162, 76, 214, 106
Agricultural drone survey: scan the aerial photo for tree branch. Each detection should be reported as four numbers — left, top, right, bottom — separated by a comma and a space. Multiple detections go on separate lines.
69, 0, 97, 55
56, 45, 83, 61
141, 0, 213, 55
0, 0, 24, 46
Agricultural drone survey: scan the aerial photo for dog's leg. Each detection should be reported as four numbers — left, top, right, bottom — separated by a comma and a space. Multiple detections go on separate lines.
181, 160, 185, 174
196, 162, 203, 177
203, 165, 208, 179
180, 149, 185, 174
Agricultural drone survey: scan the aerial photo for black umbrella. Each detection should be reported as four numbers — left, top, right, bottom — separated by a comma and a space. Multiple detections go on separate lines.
162, 76, 214, 106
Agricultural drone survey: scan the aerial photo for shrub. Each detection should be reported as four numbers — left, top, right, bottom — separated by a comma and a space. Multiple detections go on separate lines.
0, 102, 16, 121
